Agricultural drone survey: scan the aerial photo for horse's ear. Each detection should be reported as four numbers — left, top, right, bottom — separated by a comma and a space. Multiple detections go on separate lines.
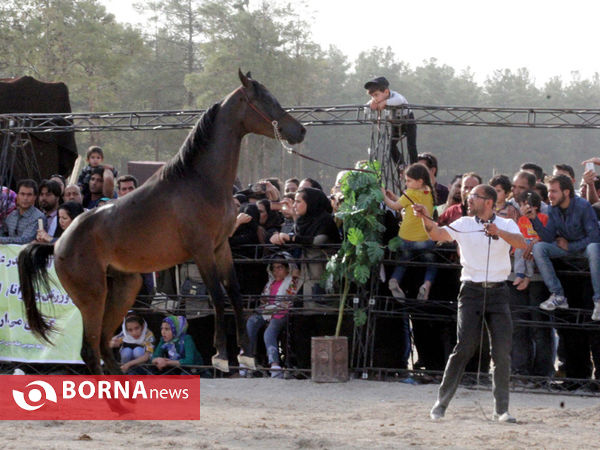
246, 71, 252, 79
239, 69, 250, 88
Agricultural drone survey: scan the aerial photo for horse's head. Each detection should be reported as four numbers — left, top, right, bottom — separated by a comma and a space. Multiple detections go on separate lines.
237, 69, 306, 144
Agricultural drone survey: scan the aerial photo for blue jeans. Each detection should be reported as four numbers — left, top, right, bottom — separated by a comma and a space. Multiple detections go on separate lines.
532, 241, 600, 300
120, 345, 145, 363
391, 239, 437, 285
246, 314, 287, 365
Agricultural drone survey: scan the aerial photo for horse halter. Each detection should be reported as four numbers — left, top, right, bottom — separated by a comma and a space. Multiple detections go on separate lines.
238, 86, 376, 175
238, 87, 294, 153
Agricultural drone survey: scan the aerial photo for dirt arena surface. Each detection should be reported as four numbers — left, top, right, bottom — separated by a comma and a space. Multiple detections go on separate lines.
1, 378, 598, 449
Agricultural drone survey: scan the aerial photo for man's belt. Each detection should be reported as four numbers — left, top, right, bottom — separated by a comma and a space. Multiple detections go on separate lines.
463, 280, 506, 289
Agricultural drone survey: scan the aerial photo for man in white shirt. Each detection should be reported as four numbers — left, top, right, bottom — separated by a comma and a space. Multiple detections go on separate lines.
413, 184, 526, 423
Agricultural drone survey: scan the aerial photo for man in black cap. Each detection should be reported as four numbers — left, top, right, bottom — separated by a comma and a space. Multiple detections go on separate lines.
364, 76, 417, 165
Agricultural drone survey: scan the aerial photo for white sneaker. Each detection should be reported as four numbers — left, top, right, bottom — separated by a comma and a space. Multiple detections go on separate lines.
270, 365, 283, 379
592, 301, 600, 321
539, 293, 568, 311
388, 278, 405, 299
493, 412, 517, 423
417, 284, 429, 300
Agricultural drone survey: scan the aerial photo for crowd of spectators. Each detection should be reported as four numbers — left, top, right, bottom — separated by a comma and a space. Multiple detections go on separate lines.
2, 139, 600, 385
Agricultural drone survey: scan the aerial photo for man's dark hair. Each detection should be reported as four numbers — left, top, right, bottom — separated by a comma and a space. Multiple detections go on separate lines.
520, 162, 545, 181
417, 152, 438, 175
515, 170, 536, 189
554, 163, 575, 181
86, 145, 104, 160
548, 174, 575, 198
479, 184, 497, 205
488, 174, 512, 194
39, 179, 62, 198
285, 177, 299, 187
90, 167, 104, 178
116, 174, 138, 189
16, 179, 38, 196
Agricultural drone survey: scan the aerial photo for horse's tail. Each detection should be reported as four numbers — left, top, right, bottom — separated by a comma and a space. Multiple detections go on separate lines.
18, 242, 56, 343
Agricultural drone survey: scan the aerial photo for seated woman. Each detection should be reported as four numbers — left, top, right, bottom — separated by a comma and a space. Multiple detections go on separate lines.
151, 315, 203, 373
242, 253, 302, 378
270, 187, 341, 301
36, 201, 84, 243
110, 313, 155, 374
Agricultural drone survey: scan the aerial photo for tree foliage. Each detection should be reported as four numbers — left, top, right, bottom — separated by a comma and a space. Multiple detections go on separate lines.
0, 0, 599, 185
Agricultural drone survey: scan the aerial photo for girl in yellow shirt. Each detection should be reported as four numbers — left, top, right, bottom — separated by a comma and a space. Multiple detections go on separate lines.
382, 163, 437, 300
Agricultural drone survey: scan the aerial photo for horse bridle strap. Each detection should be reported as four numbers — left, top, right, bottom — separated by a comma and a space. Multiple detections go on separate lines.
239, 87, 281, 125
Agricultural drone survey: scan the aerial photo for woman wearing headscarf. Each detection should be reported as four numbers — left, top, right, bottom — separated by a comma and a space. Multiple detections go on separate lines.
152, 315, 202, 373
257, 198, 283, 243
271, 187, 341, 298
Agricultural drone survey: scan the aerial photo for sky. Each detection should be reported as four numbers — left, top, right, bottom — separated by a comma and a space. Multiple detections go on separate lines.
101, 0, 600, 86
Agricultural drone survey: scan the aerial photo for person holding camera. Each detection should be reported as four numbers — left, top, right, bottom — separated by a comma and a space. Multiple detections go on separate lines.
512, 191, 548, 291
581, 158, 600, 204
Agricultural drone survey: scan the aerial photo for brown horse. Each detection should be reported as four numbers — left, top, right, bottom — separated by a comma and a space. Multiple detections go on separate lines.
18, 70, 306, 374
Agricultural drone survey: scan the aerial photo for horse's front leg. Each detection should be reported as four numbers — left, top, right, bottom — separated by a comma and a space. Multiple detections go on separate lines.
195, 258, 230, 373
215, 243, 256, 370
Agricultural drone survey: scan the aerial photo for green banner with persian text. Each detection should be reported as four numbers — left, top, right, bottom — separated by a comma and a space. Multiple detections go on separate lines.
0, 245, 83, 363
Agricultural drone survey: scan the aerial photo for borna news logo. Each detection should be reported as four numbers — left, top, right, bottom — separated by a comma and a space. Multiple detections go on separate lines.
12, 380, 58, 411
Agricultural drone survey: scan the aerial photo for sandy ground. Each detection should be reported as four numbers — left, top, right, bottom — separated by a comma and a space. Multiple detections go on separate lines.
1, 378, 598, 449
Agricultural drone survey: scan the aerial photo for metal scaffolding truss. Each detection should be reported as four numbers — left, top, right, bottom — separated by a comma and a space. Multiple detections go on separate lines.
5, 103, 600, 133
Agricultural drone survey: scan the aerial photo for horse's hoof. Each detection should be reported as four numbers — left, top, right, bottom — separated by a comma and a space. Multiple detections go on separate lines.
212, 355, 229, 373
238, 354, 256, 370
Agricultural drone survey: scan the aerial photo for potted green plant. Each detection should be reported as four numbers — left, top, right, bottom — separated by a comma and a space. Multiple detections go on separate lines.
311, 160, 386, 382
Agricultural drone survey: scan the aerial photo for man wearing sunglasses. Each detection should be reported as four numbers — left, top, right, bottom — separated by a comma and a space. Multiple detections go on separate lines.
413, 184, 526, 423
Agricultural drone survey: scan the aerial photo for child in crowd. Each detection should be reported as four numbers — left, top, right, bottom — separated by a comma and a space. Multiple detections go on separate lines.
77, 146, 117, 197
152, 315, 203, 373
513, 191, 548, 290
110, 313, 155, 374
382, 163, 437, 300
489, 174, 519, 222
364, 76, 417, 165
242, 252, 302, 378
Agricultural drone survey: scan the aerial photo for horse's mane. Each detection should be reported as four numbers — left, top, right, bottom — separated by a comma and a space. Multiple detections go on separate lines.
162, 102, 221, 180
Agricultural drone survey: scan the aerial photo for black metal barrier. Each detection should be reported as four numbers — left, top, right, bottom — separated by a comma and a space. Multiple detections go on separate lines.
3, 243, 599, 395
